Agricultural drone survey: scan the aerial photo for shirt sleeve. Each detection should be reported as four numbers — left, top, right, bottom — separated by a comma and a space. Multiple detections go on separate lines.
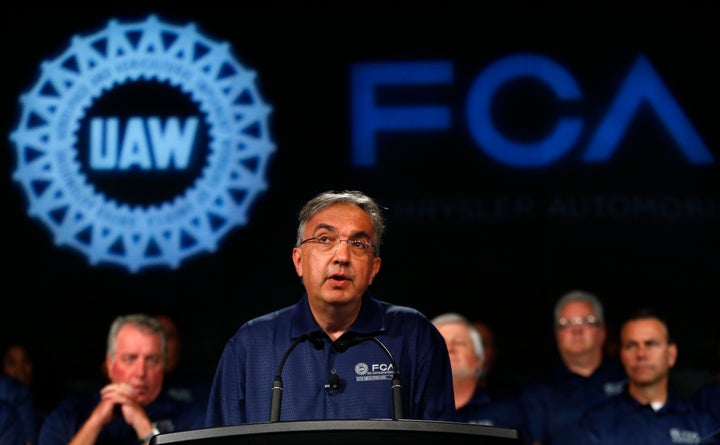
205, 333, 247, 426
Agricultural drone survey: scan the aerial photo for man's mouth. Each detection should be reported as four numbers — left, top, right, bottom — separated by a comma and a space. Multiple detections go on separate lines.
328, 273, 349, 283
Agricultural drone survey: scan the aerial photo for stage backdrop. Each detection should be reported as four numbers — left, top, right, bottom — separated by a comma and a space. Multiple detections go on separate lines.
2, 4, 718, 392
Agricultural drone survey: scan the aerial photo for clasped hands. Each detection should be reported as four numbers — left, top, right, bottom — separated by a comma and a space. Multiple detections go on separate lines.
95, 383, 154, 438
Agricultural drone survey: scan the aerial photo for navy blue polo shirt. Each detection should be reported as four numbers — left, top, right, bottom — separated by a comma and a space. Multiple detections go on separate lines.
692, 381, 720, 423
204, 293, 455, 425
577, 389, 720, 445
519, 357, 627, 445
38, 390, 204, 445
453, 387, 531, 444
0, 374, 37, 445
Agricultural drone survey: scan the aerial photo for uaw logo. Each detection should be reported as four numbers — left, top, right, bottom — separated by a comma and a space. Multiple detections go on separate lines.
9, 15, 275, 272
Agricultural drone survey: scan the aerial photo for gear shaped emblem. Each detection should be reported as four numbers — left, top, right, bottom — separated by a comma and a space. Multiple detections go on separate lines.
10, 15, 275, 273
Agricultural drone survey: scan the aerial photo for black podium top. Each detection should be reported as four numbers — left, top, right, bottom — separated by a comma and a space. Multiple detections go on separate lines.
150, 419, 523, 445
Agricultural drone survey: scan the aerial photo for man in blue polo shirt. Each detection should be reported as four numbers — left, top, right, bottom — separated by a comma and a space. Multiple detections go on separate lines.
577, 309, 719, 445
38, 314, 204, 445
432, 312, 530, 443
205, 190, 455, 425
0, 374, 37, 445
518, 290, 627, 445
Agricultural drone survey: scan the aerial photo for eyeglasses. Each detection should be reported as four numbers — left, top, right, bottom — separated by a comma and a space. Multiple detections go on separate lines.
556, 315, 601, 329
300, 236, 375, 256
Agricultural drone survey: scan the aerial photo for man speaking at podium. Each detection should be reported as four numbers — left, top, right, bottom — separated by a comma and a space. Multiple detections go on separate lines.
205, 190, 455, 425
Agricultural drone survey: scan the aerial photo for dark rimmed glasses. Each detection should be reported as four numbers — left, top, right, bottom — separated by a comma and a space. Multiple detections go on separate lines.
300, 236, 375, 256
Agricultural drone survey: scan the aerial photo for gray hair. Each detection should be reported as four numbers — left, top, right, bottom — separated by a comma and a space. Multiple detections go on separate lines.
295, 190, 386, 256
431, 312, 485, 364
553, 289, 605, 326
107, 314, 166, 364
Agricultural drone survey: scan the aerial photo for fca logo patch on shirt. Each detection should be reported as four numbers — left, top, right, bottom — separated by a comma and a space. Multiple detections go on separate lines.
669, 428, 701, 444
603, 380, 626, 396
354, 362, 394, 382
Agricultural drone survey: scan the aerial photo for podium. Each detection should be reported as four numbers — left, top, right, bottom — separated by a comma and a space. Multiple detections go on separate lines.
150, 419, 523, 445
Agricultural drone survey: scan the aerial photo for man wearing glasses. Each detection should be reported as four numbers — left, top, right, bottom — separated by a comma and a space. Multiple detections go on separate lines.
204, 190, 455, 425
518, 290, 627, 445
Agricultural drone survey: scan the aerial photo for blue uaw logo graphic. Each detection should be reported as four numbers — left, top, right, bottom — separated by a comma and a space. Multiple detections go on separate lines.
9, 15, 275, 272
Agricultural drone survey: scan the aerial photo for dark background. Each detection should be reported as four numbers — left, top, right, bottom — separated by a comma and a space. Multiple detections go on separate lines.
2, 3, 719, 400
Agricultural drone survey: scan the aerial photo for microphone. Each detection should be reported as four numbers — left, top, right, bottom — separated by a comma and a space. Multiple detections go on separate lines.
324, 371, 340, 391
334, 334, 404, 420
270, 332, 324, 422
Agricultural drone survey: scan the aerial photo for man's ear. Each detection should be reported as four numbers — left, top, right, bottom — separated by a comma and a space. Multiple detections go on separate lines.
667, 342, 678, 368
292, 247, 303, 277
